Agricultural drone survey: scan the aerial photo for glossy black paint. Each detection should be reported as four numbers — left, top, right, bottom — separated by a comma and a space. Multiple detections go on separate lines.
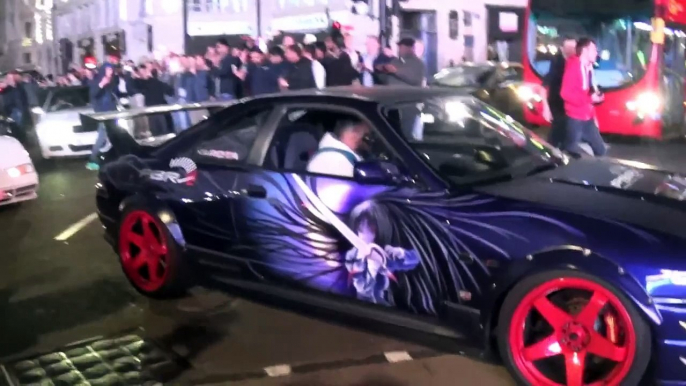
94, 87, 686, 384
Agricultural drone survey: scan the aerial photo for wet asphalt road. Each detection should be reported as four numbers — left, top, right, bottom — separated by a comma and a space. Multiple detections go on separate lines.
2, 137, 686, 385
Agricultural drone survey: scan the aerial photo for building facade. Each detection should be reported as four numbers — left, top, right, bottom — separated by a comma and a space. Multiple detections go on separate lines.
0, 0, 55, 73
0, 0, 529, 75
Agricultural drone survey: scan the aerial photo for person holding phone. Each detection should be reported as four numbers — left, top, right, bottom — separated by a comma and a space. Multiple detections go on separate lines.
560, 37, 607, 157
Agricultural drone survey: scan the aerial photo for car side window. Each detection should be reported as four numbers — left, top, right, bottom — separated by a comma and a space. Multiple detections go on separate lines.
185, 107, 272, 164
262, 107, 395, 177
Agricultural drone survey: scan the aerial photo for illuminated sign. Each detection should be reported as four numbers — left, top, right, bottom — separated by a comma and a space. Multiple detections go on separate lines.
187, 21, 254, 36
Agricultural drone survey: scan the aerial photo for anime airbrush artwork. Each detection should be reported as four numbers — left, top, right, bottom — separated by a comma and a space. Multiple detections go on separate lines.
344, 201, 420, 305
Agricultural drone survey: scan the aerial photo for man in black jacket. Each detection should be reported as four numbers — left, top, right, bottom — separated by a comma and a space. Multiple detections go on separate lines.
213, 38, 241, 101
281, 44, 317, 91
131, 65, 176, 135
1, 71, 29, 143
543, 36, 577, 147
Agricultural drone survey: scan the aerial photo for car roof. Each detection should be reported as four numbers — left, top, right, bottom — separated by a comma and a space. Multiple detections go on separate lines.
257, 85, 472, 104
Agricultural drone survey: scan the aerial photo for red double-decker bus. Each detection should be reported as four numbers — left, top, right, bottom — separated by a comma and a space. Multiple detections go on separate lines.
521, 0, 686, 139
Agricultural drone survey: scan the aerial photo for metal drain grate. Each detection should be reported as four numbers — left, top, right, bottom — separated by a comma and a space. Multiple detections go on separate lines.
1, 332, 187, 385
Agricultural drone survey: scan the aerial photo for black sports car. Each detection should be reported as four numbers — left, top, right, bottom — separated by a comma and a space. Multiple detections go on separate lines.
88, 86, 686, 385
431, 62, 527, 124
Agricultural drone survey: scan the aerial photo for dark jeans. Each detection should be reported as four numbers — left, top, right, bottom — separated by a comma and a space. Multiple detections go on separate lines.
547, 111, 567, 148
563, 117, 607, 157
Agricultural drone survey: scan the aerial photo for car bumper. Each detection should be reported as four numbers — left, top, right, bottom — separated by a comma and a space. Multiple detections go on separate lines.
653, 304, 686, 384
38, 131, 99, 158
0, 171, 39, 206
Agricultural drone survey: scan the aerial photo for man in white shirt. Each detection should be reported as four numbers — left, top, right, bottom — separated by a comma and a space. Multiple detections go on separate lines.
303, 44, 327, 89
361, 36, 380, 87
307, 121, 370, 178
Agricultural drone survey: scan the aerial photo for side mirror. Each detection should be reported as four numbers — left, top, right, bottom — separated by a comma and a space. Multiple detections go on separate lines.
353, 160, 413, 186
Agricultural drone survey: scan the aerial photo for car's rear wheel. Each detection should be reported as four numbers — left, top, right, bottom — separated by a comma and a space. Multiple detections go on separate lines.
118, 208, 187, 298
497, 271, 651, 386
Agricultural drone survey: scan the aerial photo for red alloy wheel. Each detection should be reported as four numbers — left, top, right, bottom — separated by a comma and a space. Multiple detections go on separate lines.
118, 211, 170, 292
508, 277, 637, 386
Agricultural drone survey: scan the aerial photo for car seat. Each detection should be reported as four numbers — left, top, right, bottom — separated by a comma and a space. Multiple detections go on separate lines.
267, 124, 323, 170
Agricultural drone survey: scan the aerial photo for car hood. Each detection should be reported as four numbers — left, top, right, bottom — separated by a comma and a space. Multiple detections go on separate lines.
37, 107, 93, 130
0, 135, 31, 168
476, 157, 686, 239
541, 158, 686, 203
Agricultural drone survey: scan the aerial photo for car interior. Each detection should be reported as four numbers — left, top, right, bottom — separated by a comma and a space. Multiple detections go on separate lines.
384, 104, 533, 182
265, 109, 362, 172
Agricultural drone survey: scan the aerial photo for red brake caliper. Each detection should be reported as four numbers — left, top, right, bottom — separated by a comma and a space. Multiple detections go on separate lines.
604, 313, 619, 344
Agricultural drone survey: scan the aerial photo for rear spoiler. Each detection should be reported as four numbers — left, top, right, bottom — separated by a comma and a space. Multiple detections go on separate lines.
83, 100, 235, 122
79, 100, 234, 158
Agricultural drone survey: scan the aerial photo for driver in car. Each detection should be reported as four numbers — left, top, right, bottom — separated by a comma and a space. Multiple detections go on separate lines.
307, 120, 369, 178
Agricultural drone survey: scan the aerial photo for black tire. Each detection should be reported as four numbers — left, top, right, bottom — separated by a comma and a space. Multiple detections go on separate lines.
117, 206, 189, 299
497, 270, 652, 386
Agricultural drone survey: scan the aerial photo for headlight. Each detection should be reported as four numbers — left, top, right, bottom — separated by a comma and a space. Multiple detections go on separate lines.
6, 163, 34, 178
31, 107, 45, 115
626, 92, 661, 118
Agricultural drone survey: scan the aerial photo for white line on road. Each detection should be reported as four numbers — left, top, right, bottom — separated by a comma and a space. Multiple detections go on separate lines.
384, 351, 413, 363
54, 212, 99, 241
264, 364, 292, 377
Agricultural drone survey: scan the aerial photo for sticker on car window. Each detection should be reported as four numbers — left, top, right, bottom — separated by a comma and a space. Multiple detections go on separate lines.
197, 149, 239, 160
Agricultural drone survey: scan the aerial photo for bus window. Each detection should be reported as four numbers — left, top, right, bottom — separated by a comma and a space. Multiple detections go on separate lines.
528, 15, 652, 89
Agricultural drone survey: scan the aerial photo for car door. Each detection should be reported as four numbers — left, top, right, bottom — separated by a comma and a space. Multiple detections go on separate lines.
162, 104, 279, 263
230, 103, 454, 316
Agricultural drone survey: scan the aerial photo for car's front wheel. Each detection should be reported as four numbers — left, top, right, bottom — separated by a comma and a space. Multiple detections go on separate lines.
497, 270, 651, 386
118, 208, 188, 298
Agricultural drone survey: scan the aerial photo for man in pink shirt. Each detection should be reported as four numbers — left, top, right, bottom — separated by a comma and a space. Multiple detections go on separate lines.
560, 38, 607, 157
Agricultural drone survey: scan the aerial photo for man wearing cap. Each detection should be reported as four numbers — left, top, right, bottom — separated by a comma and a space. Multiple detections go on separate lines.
86, 55, 120, 170
383, 38, 425, 87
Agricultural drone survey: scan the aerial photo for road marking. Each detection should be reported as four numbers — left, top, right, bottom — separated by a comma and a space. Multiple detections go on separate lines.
384, 351, 413, 363
54, 212, 98, 241
1, 364, 15, 386
264, 364, 292, 377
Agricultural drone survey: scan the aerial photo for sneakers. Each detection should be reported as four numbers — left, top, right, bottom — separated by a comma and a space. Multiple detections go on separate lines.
85, 162, 100, 171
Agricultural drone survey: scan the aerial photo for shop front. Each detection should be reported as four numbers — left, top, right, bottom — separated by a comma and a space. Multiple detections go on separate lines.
185, 1, 258, 55
485, 5, 525, 62
260, 0, 378, 50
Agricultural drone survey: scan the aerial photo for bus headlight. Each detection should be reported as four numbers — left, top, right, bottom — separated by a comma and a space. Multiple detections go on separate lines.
626, 92, 661, 118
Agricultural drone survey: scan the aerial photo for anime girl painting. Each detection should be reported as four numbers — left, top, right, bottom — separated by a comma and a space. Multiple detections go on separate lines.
344, 201, 420, 305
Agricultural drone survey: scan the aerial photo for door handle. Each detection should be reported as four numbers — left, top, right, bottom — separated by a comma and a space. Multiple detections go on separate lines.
242, 184, 267, 198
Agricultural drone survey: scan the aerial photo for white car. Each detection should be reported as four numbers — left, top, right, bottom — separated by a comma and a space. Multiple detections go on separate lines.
0, 135, 38, 206
34, 86, 101, 159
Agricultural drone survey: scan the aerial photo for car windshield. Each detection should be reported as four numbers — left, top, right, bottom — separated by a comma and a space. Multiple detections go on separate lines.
45, 87, 90, 112
528, 15, 653, 88
385, 96, 566, 185
432, 66, 495, 87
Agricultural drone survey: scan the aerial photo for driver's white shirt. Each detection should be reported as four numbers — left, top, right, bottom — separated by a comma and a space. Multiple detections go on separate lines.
307, 133, 362, 178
